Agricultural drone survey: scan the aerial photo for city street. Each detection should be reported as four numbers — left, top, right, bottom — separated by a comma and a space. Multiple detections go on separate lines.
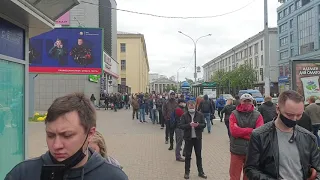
28, 109, 231, 180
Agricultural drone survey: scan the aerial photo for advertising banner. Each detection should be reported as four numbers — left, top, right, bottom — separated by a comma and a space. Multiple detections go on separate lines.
292, 60, 320, 103
0, 17, 25, 60
29, 28, 103, 74
55, 12, 70, 25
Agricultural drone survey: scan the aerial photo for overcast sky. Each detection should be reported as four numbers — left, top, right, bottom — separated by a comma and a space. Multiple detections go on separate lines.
116, 0, 281, 81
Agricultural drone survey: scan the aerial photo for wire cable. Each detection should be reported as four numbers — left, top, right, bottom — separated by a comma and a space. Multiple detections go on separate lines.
82, 0, 256, 19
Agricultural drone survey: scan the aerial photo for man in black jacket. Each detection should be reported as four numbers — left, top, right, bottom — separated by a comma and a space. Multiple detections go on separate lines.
245, 90, 320, 180
5, 93, 128, 180
258, 96, 277, 123
179, 100, 207, 179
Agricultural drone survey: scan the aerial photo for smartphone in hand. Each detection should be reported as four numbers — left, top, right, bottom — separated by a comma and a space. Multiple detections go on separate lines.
40, 164, 65, 180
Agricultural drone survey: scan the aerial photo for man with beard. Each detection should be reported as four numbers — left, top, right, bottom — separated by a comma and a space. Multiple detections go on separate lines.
5, 93, 127, 180
70, 38, 93, 66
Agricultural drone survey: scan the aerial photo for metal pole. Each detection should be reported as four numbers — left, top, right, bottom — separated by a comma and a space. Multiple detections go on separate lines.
194, 46, 197, 83
264, 0, 270, 96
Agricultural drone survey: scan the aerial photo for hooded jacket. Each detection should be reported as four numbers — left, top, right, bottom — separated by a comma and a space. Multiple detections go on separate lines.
5, 148, 128, 180
258, 101, 277, 123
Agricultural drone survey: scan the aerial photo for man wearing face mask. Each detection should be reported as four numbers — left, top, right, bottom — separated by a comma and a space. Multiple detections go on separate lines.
245, 90, 320, 180
5, 93, 128, 180
162, 91, 178, 147
179, 100, 207, 179
229, 93, 264, 180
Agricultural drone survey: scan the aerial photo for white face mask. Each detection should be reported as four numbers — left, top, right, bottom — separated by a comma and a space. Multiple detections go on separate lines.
165, 96, 168, 99
159, 96, 162, 98
188, 109, 195, 113
181, 103, 186, 107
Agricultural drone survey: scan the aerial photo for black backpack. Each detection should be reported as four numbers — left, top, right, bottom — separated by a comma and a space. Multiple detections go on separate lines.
201, 100, 211, 113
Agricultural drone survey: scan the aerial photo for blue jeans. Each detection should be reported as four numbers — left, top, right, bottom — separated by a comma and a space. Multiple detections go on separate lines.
313, 124, 320, 146
204, 113, 211, 133
139, 108, 145, 121
151, 109, 158, 124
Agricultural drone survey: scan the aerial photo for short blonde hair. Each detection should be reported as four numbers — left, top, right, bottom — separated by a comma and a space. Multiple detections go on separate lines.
91, 131, 107, 157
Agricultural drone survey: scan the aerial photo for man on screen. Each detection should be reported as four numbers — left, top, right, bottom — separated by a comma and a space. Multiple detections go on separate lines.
70, 38, 93, 66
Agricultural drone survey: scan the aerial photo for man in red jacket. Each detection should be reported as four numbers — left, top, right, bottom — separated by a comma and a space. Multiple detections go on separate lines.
229, 93, 264, 180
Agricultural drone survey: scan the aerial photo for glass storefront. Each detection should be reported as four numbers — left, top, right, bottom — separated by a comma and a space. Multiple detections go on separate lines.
0, 59, 25, 179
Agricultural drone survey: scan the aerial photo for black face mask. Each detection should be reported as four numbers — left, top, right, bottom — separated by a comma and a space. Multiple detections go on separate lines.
279, 113, 296, 128
49, 134, 89, 170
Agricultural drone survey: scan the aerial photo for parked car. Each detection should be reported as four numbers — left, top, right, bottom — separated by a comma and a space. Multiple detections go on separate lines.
221, 94, 235, 101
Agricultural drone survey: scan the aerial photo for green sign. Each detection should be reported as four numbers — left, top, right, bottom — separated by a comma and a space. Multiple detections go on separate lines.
88, 75, 100, 83
202, 82, 216, 87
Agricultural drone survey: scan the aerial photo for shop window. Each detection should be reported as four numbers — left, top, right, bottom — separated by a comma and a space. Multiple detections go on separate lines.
0, 59, 24, 179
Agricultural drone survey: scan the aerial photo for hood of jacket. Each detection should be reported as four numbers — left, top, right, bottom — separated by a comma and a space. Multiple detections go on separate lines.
41, 148, 106, 179
236, 103, 254, 112
203, 94, 209, 100
263, 101, 274, 106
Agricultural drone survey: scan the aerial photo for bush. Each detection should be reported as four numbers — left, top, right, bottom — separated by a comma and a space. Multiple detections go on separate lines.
29, 112, 47, 122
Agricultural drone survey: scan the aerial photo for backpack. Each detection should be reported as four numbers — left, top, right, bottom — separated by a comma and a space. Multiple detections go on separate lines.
201, 100, 211, 113
218, 98, 224, 105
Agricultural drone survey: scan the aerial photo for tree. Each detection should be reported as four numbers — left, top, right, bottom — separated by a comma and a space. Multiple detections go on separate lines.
164, 84, 177, 93
185, 78, 194, 85
211, 64, 256, 90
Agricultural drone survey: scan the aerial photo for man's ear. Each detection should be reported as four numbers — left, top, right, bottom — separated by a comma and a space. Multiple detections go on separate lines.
87, 127, 96, 143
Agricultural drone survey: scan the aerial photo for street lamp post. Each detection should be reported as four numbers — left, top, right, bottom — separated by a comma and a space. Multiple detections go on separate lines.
177, 66, 186, 92
178, 31, 212, 83
264, 0, 271, 96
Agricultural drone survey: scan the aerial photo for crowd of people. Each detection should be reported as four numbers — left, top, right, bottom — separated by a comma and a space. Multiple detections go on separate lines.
5, 89, 320, 180
125, 90, 320, 180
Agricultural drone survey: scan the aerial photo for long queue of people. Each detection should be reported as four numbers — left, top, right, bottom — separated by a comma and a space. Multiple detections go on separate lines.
130, 90, 320, 180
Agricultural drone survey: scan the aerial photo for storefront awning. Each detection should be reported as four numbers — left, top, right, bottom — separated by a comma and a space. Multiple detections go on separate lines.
0, 0, 79, 37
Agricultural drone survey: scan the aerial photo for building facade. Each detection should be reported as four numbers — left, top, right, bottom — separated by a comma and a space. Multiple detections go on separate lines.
31, 0, 118, 111
277, 0, 320, 86
149, 73, 160, 82
117, 32, 150, 93
202, 28, 279, 95
0, 0, 79, 178
150, 78, 177, 94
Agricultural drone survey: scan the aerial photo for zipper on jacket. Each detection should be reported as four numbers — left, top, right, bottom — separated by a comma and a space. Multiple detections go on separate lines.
270, 127, 279, 179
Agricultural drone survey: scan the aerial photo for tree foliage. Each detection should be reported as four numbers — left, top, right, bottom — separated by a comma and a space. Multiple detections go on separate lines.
211, 64, 256, 89
164, 84, 177, 93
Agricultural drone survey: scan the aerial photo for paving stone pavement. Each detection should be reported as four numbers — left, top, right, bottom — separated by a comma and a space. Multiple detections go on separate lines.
28, 109, 231, 180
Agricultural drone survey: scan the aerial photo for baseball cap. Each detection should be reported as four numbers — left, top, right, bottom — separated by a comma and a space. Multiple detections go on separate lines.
169, 90, 175, 95
240, 93, 254, 101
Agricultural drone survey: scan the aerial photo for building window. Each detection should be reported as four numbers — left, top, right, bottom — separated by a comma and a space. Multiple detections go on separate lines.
278, 11, 284, 20
290, 48, 295, 57
301, 0, 310, 6
249, 58, 253, 68
296, 0, 302, 9
261, 40, 263, 51
290, 33, 293, 43
280, 36, 288, 46
290, 19, 293, 28
284, 8, 289, 16
298, 8, 315, 54
290, 4, 295, 13
255, 56, 259, 68
121, 60, 126, 70
280, 51, 289, 60
244, 49, 248, 57
249, 46, 253, 56
120, 43, 126, 52
279, 23, 288, 33
254, 43, 258, 54
261, 55, 264, 66
121, 78, 126, 85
